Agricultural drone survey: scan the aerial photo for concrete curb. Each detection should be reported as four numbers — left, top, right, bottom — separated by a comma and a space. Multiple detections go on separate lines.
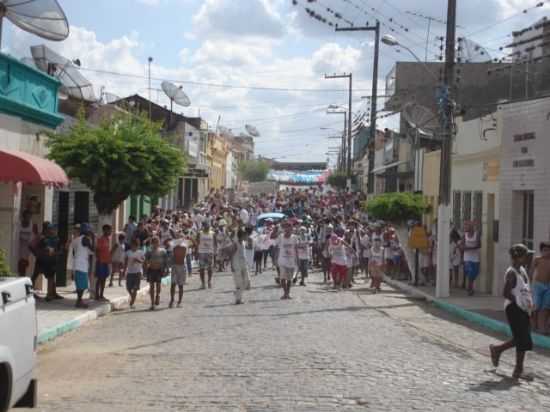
383, 275, 550, 351
37, 275, 172, 345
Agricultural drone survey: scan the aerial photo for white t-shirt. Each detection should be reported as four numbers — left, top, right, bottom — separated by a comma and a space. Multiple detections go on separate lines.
198, 231, 215, 254
239, 208, 250, 225
73, 235, 93, 273
296, 237, 310, 260
329, 242, 348, 266
126, 249, 145, 274
277, 234, 298, 268
463, 231, 480, 263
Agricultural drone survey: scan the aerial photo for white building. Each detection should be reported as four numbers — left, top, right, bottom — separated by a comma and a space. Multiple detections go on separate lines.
497, 96, 550, 293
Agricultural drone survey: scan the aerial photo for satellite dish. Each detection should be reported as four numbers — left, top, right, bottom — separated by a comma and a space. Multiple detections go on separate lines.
161, 80, 191, 109
245, 124, 260, 137
31, 45, 96, 102
402, 102, 439, 138
102, 92, 120, 104
458, 37, 491, 63
0, 0, 69, 47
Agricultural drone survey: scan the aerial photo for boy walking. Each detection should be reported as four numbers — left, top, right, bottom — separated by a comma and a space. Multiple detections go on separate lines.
95, 224, 112, 301
124, 238, 145, 309
169, 236, 188, 308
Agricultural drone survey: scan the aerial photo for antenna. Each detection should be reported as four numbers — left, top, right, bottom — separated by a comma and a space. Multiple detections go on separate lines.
245, 124, 260, 137
0, 0, 69, 47
161, 80, 191, 124
30, 45, 96, 102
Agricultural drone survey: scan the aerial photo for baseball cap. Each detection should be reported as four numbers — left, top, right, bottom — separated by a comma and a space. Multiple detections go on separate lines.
509, 243, 535, 259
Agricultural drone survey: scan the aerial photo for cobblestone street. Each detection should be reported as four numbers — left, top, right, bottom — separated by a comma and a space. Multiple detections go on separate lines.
27, 269, 550, 412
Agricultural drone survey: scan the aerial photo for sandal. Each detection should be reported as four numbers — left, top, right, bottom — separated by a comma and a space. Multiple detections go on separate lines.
489, 345, 500, 367
155, 295, 160, 306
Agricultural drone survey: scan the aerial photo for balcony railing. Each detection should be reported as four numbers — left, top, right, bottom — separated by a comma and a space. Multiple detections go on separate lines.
0, 53, 63, 128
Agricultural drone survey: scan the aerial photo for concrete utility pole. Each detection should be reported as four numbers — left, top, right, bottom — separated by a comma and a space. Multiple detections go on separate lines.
325, 73, 353, 188
336, 22, 380, 194
435, 0, 457, 298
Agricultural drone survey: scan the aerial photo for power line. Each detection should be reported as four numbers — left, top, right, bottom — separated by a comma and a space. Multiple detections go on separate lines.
79, 66, 378, 93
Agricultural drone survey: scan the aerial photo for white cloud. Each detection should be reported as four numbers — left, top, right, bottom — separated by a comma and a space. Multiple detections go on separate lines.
192, 0, 286, 39
136, 0, 161, 6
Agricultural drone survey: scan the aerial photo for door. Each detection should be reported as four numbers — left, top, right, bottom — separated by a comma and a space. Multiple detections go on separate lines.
56, 192, 70, 287
73, 191, 90, 225
522, 191, 534, 250
486, 194, 495, 293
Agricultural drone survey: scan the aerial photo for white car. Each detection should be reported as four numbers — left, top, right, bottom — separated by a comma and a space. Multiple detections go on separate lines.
0, 277, 37, 411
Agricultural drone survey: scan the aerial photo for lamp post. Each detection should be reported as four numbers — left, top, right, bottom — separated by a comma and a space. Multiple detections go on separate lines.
381, 0, 457, 299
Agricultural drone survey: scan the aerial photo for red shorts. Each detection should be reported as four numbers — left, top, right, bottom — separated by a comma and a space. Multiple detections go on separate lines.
330, 263, 347, 282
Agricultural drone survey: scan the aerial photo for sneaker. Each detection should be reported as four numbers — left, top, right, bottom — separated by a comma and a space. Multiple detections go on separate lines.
201, 283, 206, 290
169, 301, 174, 309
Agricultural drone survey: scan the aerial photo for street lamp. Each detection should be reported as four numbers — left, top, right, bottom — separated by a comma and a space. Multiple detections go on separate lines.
382, 34, 438, 81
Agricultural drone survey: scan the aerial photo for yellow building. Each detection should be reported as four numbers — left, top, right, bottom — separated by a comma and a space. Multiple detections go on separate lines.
207, 132, 228, 190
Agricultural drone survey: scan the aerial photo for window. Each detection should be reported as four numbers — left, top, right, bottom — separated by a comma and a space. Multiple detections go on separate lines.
473, 192, 483, 229
453, 191, 462, 229
513, 132, 535, 142
513, 159, 535, 168
463, 191, 472, 223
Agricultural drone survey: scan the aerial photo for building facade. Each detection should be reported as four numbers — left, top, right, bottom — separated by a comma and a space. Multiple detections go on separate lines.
0, 53, 67, 273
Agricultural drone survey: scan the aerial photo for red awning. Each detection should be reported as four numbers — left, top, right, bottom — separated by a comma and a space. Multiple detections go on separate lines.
0, 149, 69, 187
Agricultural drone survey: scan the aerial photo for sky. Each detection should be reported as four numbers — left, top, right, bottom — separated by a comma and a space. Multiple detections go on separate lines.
3, 0, 550, 163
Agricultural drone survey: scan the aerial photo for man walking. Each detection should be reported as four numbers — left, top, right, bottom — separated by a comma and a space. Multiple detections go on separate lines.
95, 224, 112, 301
230, 226, 250, 304
463, 221, 481, 296
196, 222, 215, 289
169, 235, 188, 308
277, 222, 298, 300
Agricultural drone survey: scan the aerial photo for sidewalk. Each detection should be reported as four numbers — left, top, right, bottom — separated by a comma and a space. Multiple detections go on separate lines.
36, 276, 170, 345
383, 275, 550, 350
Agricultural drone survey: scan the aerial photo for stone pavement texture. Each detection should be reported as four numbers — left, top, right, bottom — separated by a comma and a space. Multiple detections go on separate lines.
23, 268, 550, 412
36, 278, 152, 343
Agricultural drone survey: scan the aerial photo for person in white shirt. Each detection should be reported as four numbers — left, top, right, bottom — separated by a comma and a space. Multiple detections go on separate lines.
463, 221, 481, 296
369, 238, 386, 293
489, 244, 534, 380
328, 233, 348, 289
277, 222, 298, 299
124, 238, 146, 309
196, 222, 216, 289
72, 224, 95, 308
230, 227, 250, 304
296, 227, 311, 286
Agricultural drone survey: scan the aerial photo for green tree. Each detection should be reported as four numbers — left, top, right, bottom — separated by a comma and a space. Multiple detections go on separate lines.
47, 112, 186, 215
327, 171, 347, 190
0, 248, 11, 277
364, 192, 429, 223
238, 159, 270, 182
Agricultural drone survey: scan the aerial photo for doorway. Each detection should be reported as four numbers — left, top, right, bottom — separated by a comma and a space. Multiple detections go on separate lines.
522, 191, 535, 250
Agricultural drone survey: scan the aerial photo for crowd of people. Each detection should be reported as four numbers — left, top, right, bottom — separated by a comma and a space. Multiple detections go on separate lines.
15, 185, 550, 379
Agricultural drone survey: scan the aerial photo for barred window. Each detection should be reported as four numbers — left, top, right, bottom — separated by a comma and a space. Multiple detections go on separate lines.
453, 191, 462, 230
473, 192, 483, 230
463, 192, 472, 223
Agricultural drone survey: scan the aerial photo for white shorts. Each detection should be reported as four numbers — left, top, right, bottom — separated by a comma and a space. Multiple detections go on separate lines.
171, 265, 187, 286
279, 266, 296, 281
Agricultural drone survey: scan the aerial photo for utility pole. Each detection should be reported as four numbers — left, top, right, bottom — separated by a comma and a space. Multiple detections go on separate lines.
435, 0, 457, 298
336, 21, 380, 194
325, 73, 353, 188
147, 56, 153, 120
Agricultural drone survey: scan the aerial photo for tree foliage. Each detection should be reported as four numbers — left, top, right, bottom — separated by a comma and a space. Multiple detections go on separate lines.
47, 111, 186, 215
327, 171, 347, 190
238, 159, 270, 182
364, 192, 429, 223
0, 248, 11, 277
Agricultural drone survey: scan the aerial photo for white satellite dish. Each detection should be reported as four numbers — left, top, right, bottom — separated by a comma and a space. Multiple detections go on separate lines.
245, 124, 260, 137
31, 45, 96, 102
402, 102, 439, 138
0, 0, 69, 47
161, 80, 191, 111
